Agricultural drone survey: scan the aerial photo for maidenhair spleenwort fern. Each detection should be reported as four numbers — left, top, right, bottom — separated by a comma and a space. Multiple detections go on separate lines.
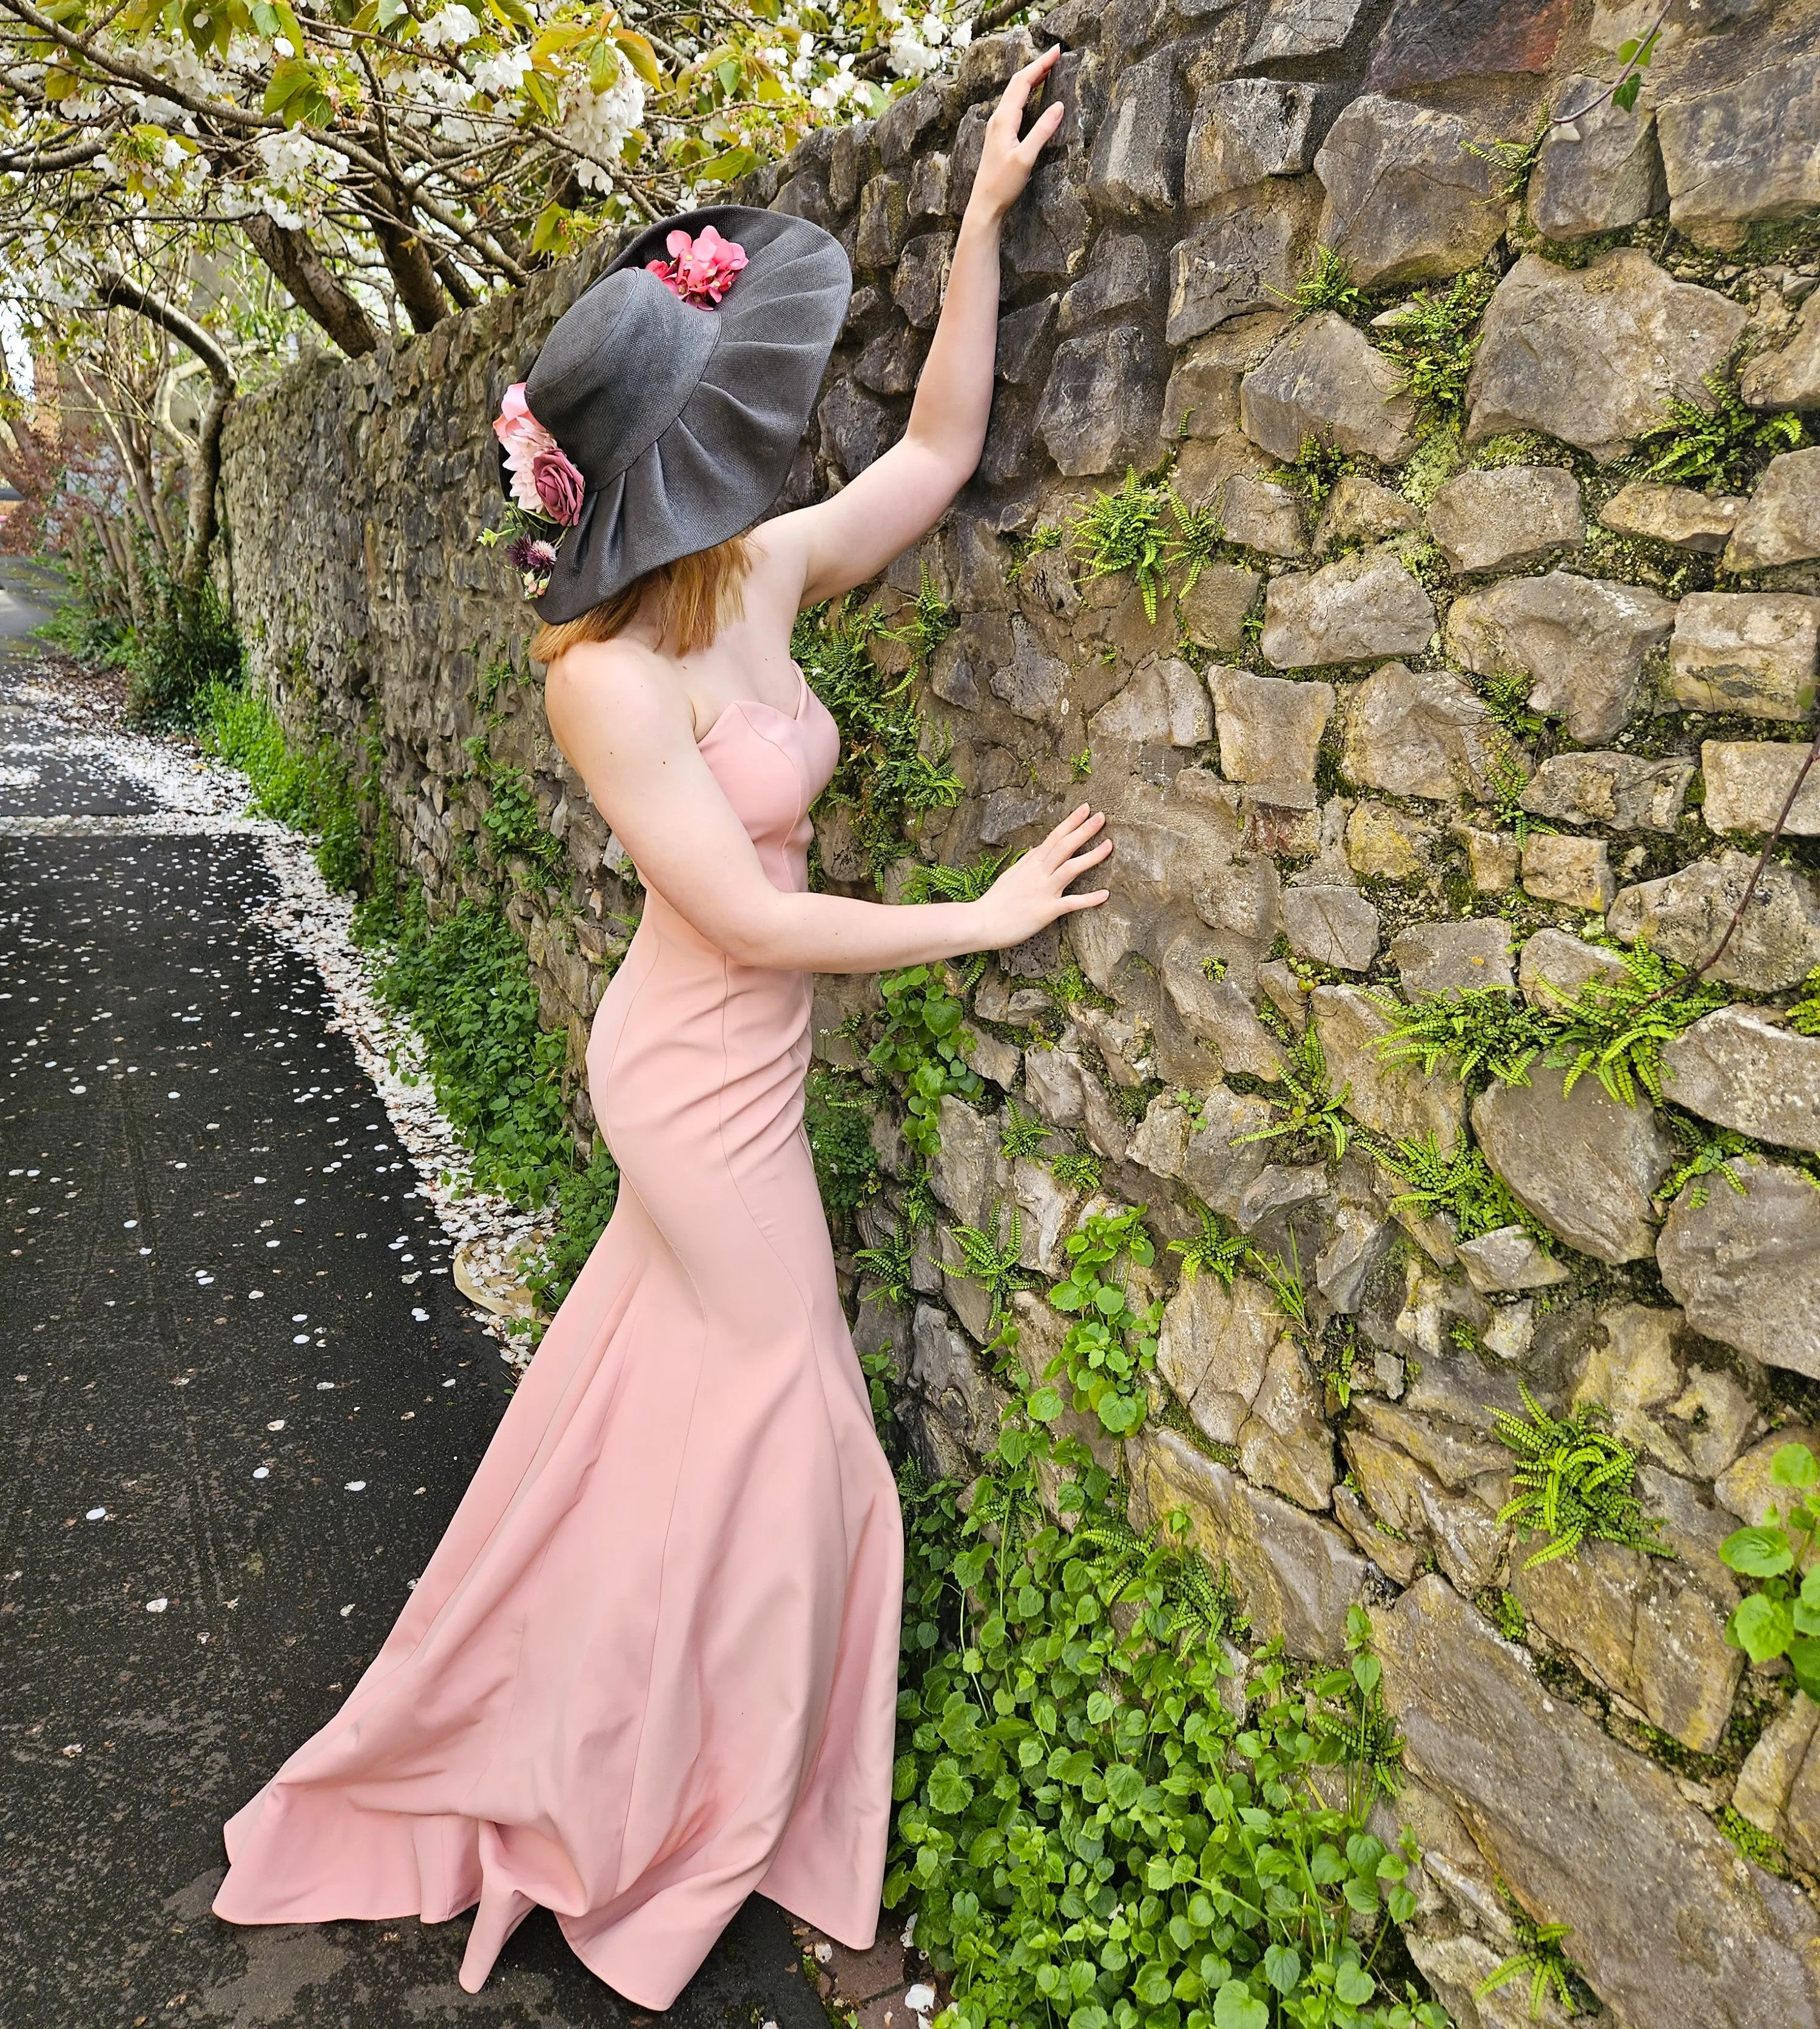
1168, 1201, 1252, 1286
945, 1203, 1036, 1351
1375, 1133, 1546, 1246
1238, 1022, 1352, 1160
1475, 1916, 1582, 2022
1491, 1383, 1671, 1570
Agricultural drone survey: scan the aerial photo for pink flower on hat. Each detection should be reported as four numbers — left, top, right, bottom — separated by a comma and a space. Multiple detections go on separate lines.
531, 447, 584, 525
493, 382, 559, 515
645, 225, 748, 307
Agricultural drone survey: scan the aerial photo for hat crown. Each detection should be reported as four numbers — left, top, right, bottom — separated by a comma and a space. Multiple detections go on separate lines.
525, 267, 723, 493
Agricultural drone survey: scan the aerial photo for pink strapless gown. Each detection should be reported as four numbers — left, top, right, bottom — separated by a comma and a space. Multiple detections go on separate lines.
212, 669, 906, 2008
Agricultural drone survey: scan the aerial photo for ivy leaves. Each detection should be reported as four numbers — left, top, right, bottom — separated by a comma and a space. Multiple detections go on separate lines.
1037, 1208, 1163, 1437
869, 965, 983, 1161
1720, 1440, 1820, 1699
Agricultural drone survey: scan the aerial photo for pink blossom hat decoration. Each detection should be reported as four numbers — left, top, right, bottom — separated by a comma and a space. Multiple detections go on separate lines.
645, 224, 747, 307
493, 383, 585, 525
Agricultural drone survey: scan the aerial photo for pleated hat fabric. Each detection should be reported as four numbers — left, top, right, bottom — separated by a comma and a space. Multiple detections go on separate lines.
511, 204, 851, 623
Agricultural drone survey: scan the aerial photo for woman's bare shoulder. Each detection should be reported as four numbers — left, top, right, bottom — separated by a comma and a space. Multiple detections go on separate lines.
545, 635, 689, 734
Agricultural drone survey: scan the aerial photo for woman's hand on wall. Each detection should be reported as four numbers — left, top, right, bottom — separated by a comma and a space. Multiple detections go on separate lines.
966, 47, 1066, 222
967, 805, 1113, 951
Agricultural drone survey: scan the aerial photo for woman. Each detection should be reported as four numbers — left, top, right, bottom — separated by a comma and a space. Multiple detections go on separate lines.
212, 47, 1111, 2008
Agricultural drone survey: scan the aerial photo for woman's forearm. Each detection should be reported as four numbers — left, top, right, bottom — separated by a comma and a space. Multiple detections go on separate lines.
900, 203, 1005, 481
710, 888, 985, 976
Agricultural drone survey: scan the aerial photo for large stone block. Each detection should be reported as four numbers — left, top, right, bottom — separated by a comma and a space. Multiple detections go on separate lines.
1160, 931, 1283, 1079
1471, 1070, 1674, 1264
1444, 570, 1674, 744
1178, 561, 1262, 653
1036, 324, 1164, 477
1364, 0, 1571, 90
892, 231, 954, 328
1665, 591, 1820, 720
1377, 1577, 1820, 2029
1520, 750, 1694, 832
1238, 312, 1420, 464
1659, 1159, 1820, 1379
1163, 313, 1290, 441
1244, 0, 1367, 62
1312, 983, 1464, 1150
1166, 180, 1320, 345
1390, 918, 1514, 998
1599, 481, 1739, 552
1057, 231, 1157, 335
1341, 661, 1505, 802
1661, 1008, 1820, 1156
1261, 547, 1435, 669
1088, 655, 1211, 748
990, 616, 1069, 726
1608, 851, 1820, 993
1426, 465, 1583, 575
1210, 666, 1333, 808
1087, 41, 1186, 214
1657, 42, 1820, 249
1528, 75, 1667, 240
1313, 95, 1502, 290
1743, 289, 1820, 411
1512, 1537, 1741, 1755
1127, 1424, 1366, 1658
1725, 448, 1820, 572
1466, 250, 1748, 461
1185, 78, 1325, 206
1523, 829, 1614, 908
1701, 740, 1820, 836
1282, 887, 1381, 973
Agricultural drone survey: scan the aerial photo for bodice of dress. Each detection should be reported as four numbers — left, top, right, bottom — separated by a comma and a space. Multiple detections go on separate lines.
692, 664, 840, 897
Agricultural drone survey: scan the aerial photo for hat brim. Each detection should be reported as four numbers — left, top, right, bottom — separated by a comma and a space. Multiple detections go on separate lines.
528, 206, 850, 625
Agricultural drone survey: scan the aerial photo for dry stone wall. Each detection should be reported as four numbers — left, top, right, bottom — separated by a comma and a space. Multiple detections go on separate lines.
220, 2, 1820, 2023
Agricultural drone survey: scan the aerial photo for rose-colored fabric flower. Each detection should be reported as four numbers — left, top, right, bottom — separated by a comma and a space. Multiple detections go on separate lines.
644, 225, 748, 307
531, 447, 585, 525
494, 381, 558, 514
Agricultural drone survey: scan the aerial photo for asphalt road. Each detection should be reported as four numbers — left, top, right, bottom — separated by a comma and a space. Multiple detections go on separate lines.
0, 650, 835, 2029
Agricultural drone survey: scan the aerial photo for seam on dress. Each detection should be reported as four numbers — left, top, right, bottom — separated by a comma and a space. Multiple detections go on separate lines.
608, 940, 718, 1895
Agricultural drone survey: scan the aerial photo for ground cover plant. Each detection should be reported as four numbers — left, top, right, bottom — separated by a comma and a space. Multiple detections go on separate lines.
885, 1383, 1446, 2029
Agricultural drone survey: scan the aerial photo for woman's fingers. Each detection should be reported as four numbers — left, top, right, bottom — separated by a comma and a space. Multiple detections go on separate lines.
1018, 98, 1066, 163
1057, 887, 1111, 913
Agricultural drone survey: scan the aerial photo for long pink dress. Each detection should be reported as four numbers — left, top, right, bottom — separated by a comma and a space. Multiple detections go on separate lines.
212, 667, 906, 2008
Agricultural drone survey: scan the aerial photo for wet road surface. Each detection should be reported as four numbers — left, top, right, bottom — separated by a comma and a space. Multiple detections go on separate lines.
0, 650, 836, 2029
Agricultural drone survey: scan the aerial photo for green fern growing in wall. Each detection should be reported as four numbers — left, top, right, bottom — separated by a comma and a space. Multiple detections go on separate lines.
1310, 1604, 1405, 1823
1790, 967, 1820, 1037
1070, 467, 1173, 621
1375, 1133, 1545, 1245
1167, 1201, 1251, 1286
1492, 1383, 1671, 1570
946, 1203, 1036, 1349
1633, 364, 1805, 493
999, 1100, 1053, 1163
1367, 985, 1548, 1093
854, 1221, 919, 1308
1050, 1136, 1104, 1192
1475, 1914, 1582, 2022
1236, 1022, 1352, 1160
1373, 271, 1498, 433
1537, 945, 1730, 1109
1657, 1118, 1755, 1210
1268, 242, 1364, 322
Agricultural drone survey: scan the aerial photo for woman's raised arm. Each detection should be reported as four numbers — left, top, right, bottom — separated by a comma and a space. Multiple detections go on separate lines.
761, 47, 1066, 610
544, 635, 1109, 975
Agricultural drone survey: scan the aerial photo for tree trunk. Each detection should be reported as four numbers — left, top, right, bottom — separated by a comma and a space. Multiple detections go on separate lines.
241, 214, 381, 358
95, 274, 236, 594
359, 186, 450, 333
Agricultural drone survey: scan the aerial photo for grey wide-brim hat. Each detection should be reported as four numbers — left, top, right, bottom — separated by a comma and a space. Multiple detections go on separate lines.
504, 204, 850, 624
